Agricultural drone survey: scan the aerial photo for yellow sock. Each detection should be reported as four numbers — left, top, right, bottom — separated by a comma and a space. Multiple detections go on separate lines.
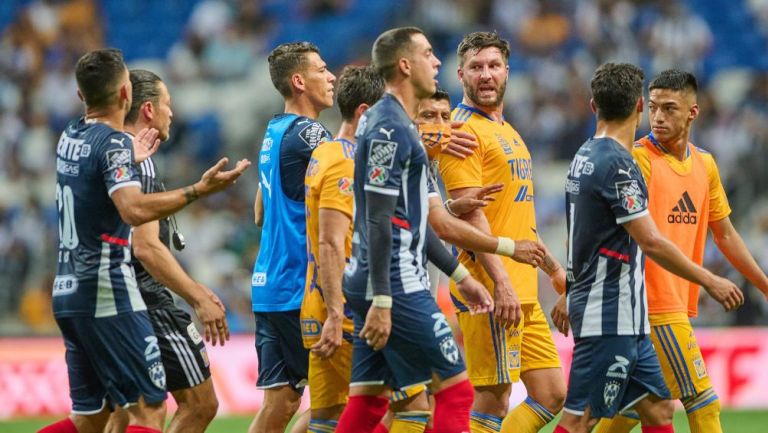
684, 389, 722, 433
470, 411, 503, 433
390, 411, 430, 433
500, 398, 555, 433
592, 414, 640, 433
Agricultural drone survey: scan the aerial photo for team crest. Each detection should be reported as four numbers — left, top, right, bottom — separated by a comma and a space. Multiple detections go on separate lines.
148, 361, 166, 389
368, 166, 389, 186
693, 357, 708, 379
508, 350, 521, 369
338, 177, 354, 195
603, 380, 622, 407
439, 337, 460, 365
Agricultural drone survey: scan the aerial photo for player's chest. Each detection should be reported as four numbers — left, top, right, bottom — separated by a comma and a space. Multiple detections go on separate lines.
482, 131, 533, 183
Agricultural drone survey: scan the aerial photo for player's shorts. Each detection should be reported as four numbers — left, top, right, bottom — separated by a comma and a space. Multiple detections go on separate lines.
564, 334, 671, 419
148, 307, 211, 392
458, 302, 561, 386
347, 289, 465, 390
56, 311, 167, 413
649, 312, 714, 400
254, 310, 309, 393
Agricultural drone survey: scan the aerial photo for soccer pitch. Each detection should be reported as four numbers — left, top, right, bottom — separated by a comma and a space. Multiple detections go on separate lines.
4, 410, 768, 432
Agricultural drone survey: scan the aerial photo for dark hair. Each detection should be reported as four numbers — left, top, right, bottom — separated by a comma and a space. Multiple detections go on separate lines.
591, 62, 645, 121
430, 87, 451, 104
268, 41, 319, 97
75, 48, 127, 109
336, 65, 384, 121
125, 69, 163, 124
649, 69, 698, 94
457, 31, 510, 67
372, 26, 424, 81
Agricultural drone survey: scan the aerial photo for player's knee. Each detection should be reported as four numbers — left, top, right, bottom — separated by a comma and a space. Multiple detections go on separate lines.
531, 385, 566, 414
644, 399, 674, 426
474, 384, 511, 415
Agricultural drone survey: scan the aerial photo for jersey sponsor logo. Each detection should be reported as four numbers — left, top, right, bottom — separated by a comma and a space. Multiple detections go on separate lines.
113, 166, 133, 183
56, 158, 80, 176
368, 166, 389, 186
565, 179, 580, 194
106, 148, 132, 170
616, 180, 645, 213
514, 184, 533, 202
379, 127, 395, 140
606, 355, 630, 379
299, 122, 329, 149
618, 166, 634, 178
56, 135, 87, 161
145, 336, 162, 361
496, 134, 513, 154
262, 137, 273, 151
568, 154, 593, 178
301, 319, 322, 337
667, 191, 698, 224
111, 136, 126, 147
52, 275, 78, 296
368, 139, 398, 168
252, 272, 267, 287
187, 322, 203, 345
338, 177, 354, 195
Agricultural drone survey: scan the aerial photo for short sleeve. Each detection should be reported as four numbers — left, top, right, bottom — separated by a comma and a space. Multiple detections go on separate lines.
427, 172, 440, 198
100, 132, 141, 197
363, 122, 413, 196
598, 156, 650, 224
319, 157, 355, 219
436, 124, 484, 192
703, 153, 732, 222
281, 118, 333, 201
631, 145, 652, 183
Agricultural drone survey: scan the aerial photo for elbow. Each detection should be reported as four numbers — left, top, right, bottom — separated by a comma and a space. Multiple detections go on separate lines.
637, 233, 664, 258
132, 239, 152, 262
118, 207, 144, 227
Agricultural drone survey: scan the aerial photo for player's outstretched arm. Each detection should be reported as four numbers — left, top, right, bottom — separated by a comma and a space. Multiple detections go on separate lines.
311, 208, 351, 359
443, 183, 503, 216
427, 195, 545, 266
254, 186, 264, 227
111, 157, 251, 226
359, 191, 397, 351
133, 219, 229, 346
710, 216, 768, 300
624, 214, 744, 311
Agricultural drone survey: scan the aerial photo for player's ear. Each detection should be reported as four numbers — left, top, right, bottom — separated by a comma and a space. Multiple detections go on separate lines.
689, 103, 699, 122
356, 103, 370, 118
589, 98, 597, 114
76, 89, 84, 102
636, 96, 644, 114
141, 101, 154, 121
398, 57, 411, 78
291, 73, 305, 94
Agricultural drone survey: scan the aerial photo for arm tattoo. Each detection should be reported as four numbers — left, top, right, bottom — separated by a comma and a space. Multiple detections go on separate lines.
541, 254, 560, 276
183, 185, 199, 204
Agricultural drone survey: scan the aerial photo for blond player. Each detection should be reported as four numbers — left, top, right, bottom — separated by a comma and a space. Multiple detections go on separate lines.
591, 70, 768, 433
437, 31, 567, 433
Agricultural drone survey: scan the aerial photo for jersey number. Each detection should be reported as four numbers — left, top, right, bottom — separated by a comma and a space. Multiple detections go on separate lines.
56, 183, 79, 249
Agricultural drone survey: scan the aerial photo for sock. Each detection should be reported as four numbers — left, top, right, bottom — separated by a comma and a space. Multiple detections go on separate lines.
641, 425, 674, 433
308, 418, 339, 433
684, 389, 722, 433
501, 397, 556, 433
390, 411, 430, 433
470, 411, 502, 432
553, 426, 571, 433
337, 395, 389, 433
593, 413, 640, 433
126, 427, 163, 433
433, 379, 474, 433
38, 418, 77, 433
373, 424, 390, 433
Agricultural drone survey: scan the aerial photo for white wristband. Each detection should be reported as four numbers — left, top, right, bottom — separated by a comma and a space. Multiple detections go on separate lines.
444, 199, 459, 217
495, 237, 516, 257
450, 263, 470, 282
372, 295, 392, 309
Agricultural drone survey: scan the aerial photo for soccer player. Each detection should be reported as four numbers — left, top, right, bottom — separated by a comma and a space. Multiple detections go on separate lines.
41, 48, 249, 433
105, 69, 227, 433
436, 31, 567, 433
592, 70, 768, 433
248, 41, 335, 433
336, 26, 494, 433
556, 62, 743, 433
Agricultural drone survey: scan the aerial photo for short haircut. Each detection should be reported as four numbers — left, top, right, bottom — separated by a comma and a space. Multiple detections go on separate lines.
336, 65, 384, 121
649, 69, 698, 95
126, 69, 163, 124
75, 48, 126, 109
430, 87, 451, 104
268, 41, 319, 98
590, 62, 644, 121
457, 31, 510, 67
372, 26, 424, 81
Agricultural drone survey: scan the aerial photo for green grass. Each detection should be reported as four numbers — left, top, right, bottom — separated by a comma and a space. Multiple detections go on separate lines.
4, 410, 768, 432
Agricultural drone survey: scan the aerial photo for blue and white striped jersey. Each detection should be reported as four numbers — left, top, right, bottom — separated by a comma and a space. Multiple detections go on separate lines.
565, 137, 650, 338
53, 117, 146, 318
344, 94, 438, 299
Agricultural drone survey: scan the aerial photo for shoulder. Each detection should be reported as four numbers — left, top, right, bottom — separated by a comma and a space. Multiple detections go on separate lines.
285, 116, 332, 151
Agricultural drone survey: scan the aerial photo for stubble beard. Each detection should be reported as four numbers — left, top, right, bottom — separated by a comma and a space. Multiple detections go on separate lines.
465, 78, 507, 109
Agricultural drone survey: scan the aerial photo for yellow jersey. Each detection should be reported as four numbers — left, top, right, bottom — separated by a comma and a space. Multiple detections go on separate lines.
633, 135, 731, 317
438, 103, 538, 305
301, 139, 356, 348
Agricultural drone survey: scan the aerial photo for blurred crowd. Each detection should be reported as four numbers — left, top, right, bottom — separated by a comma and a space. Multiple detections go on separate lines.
1, 0, 766, 335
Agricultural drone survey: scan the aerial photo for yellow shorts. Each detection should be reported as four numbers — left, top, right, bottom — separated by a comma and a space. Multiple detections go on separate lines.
308, 339, 427, 410
458, 302, 560, 387
649, 313, 713, 400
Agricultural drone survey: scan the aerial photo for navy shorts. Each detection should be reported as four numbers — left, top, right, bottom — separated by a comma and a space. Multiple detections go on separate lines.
56, 311, 167, 413
347, 289, 465, 390
564, 334, 671, 419
148, 307, 211, 392
254, 310, 309, 393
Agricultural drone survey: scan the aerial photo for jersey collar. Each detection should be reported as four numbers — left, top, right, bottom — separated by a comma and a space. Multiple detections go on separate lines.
647, 132, 690, 158
456, 103, 504, 123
